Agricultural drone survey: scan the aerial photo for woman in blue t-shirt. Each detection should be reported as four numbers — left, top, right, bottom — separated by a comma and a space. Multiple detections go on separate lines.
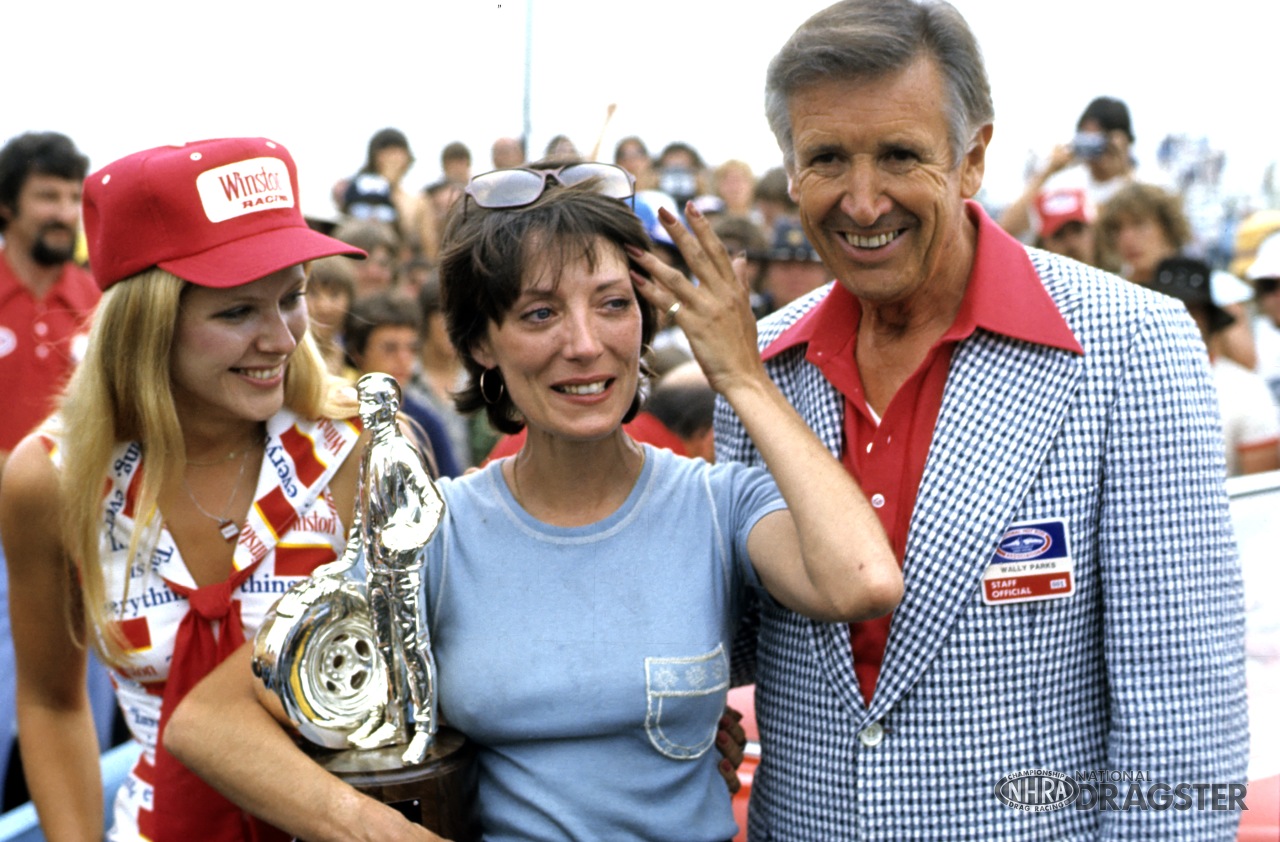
167, 161, 902, 842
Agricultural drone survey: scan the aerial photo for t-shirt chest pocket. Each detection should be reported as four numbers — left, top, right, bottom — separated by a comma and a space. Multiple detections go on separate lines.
644, 643, 729, 760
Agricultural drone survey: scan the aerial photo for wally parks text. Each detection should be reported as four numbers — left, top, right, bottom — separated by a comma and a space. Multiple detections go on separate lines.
995, 769, 1247, 812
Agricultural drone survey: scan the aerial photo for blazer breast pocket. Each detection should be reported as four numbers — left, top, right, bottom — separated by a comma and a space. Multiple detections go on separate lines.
644, 643, 729, 760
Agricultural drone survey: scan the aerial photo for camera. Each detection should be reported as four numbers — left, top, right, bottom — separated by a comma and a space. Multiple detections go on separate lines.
658, 167, 698, 205
1070, 131, 1108, 160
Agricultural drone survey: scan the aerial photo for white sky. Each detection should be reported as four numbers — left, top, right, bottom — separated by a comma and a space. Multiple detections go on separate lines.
7, 0, 1279, 220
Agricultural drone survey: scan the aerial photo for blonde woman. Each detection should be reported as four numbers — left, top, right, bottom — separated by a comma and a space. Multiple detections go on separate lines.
0, 137, 366, 841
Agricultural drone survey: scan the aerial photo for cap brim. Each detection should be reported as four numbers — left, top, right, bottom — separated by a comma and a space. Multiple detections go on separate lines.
1040, 216, 1087, 240
158, 225, 366, 288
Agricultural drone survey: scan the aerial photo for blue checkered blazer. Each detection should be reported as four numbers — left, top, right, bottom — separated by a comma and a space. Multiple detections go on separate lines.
716, 249, 1248, 840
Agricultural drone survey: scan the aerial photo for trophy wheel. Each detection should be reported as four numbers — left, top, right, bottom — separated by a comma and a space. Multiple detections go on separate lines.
255, 577, 392, 750
293, 612, 389, 736
312, 618, 381, 701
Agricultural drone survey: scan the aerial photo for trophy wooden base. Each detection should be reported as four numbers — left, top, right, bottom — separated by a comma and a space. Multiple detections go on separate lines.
316, 727, 479, 841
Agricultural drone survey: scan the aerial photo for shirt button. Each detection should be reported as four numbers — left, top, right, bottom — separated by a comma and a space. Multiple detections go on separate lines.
35, 345, 50, 359
859, 722, 884, 747
871, 493, 885, 508
34, 321, 49, 337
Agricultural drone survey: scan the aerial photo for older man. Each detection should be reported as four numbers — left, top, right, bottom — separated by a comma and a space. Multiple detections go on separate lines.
716, 0, 1248, 838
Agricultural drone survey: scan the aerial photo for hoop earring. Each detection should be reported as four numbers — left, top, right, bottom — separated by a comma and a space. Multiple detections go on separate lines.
479, 368, 505, 405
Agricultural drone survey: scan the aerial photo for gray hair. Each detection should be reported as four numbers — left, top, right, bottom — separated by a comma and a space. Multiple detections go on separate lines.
765, 0, 994, 171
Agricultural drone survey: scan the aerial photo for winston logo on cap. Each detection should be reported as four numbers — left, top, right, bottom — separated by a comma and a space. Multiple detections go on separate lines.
195, 156, 294, 223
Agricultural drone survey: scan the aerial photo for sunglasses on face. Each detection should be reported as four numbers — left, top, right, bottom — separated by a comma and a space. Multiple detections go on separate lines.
1256, 277, 1280, 296
463, 163, 636, 217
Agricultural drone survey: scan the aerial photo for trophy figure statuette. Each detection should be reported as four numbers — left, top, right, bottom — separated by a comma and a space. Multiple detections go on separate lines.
345, 372, 442, 764
253, 373, 476, 836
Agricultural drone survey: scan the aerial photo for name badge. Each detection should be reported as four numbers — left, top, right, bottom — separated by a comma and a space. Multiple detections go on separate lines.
982, 518, 1075, 605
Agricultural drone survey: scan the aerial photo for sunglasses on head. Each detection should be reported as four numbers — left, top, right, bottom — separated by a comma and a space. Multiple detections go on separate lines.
463, 163, 635, 217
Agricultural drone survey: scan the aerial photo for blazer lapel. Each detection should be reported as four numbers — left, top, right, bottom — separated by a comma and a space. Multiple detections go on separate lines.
782, 360, 875, 716
867, 328, 1083, 720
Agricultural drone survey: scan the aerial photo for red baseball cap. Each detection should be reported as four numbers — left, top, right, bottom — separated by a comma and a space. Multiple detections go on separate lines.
1035, 188, 1096, 240
83, 137, 365, 291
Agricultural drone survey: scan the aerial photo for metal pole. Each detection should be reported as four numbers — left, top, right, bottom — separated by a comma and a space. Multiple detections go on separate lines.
522, 0, 533, 154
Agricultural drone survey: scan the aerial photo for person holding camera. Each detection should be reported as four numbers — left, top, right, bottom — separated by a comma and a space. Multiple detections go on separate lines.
998, 96, 1138, 240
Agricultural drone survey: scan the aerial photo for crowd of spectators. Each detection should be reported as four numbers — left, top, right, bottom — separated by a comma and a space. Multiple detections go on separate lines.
309, 112, 1280, 479
997, 96, 1280, 477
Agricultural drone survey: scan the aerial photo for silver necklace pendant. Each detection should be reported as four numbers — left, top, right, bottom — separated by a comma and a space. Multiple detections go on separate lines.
183, 435, 260, 543
218, 519, 241, 542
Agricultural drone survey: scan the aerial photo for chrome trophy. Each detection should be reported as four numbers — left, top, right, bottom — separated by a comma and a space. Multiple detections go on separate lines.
253, 372, 446, 768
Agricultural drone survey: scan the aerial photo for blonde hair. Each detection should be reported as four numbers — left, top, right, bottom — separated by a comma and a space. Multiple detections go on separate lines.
713, 159, 754, 188
55, 268, 355, 665
1095, 182, 1192, 274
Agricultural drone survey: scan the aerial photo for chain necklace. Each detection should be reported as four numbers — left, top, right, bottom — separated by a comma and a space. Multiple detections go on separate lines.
182, 444, 254, 542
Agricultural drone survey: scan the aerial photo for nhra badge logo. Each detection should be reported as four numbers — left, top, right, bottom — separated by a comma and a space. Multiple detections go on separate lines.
995, 770, 1080, 812
995, 527, 1053, 560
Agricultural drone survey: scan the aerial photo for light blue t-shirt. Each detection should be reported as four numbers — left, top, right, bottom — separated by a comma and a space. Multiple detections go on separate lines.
425, 445, 785, 841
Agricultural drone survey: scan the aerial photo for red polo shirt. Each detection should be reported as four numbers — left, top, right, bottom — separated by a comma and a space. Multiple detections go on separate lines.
0, 248, 99, 451
762, 202, 1082, 705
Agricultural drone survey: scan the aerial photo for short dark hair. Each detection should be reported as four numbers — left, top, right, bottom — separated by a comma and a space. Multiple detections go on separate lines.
362, 127, 411, 174
439, 184, 658, 434
441, 141, 471, 166
658, 141, 705, 170
344, 291, 421, 358
1077, 96, 1133, 143
646, 379, 714, 440
0, 131, 89, 234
